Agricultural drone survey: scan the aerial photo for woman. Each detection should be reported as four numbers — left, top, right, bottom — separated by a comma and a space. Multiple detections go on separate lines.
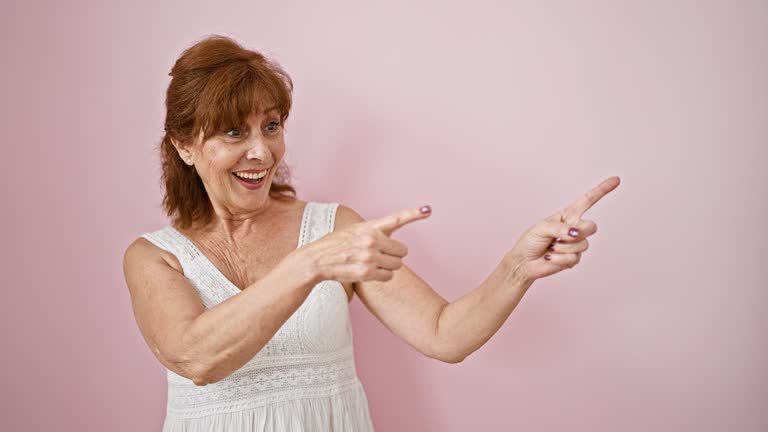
123, 34, 620, 431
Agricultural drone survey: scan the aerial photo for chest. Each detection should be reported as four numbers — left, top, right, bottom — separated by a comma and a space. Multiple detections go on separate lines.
205, 236, 291, 290
191, 231, 354, 303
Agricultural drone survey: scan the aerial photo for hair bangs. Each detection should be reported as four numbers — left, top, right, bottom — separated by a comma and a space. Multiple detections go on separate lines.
195, 63, 292, 143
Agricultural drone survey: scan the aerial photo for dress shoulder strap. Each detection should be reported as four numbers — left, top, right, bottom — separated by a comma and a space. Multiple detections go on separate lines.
300, 202, 340, 246
140, 226, 197, 267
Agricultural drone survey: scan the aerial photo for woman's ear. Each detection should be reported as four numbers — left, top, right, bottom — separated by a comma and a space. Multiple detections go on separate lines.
171, 138, 194, 165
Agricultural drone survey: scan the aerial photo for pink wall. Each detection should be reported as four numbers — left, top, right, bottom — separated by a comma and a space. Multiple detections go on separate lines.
2, 0, 766, 430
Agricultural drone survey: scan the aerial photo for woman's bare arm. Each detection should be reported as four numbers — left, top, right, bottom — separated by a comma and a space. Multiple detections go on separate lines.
123, 238, 320, 386
335, 204, 534, 363
337, 178, 618, 363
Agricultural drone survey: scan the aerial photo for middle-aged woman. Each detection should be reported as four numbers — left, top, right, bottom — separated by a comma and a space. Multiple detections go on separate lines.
123, 35, 621, 431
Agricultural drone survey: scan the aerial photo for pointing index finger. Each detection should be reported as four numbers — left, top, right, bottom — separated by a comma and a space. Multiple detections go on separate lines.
571, 176, 621, 218
370, 205, 432, 236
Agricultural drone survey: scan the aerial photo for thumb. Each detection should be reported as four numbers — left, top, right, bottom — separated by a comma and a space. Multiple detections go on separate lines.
369, 205, 432, 236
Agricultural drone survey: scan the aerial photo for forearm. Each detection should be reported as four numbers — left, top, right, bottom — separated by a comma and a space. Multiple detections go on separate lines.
174, 253, 320, 385
433, 252, 534, 363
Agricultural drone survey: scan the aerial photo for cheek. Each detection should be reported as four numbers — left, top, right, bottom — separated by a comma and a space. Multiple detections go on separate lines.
204, 145, 234, 171
272, 139, 286, 160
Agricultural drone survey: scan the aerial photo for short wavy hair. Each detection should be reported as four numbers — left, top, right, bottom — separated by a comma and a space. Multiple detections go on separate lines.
159, 35, 297, 229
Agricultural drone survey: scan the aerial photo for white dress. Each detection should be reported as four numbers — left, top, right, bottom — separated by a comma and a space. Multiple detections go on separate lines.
141, 201, 375, 431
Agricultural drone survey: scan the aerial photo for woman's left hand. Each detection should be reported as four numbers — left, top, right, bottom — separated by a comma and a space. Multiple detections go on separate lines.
506, 176, 621, 283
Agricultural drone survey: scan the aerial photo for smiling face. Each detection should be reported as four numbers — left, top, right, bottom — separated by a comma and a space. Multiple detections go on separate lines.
173, 108, 286, 220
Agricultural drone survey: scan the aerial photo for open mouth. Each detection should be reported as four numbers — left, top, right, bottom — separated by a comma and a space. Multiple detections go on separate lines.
232, 173, 265, 184
231, 169, 269, 188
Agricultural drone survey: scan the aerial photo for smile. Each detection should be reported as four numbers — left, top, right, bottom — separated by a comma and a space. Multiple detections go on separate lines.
232, 168, 269, 189
233, 169, 268, 180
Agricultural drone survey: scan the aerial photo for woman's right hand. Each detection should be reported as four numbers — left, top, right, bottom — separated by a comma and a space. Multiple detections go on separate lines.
296, 205, 433, 283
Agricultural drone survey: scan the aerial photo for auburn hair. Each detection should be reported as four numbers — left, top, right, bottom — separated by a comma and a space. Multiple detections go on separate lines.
159, 35, 297, 230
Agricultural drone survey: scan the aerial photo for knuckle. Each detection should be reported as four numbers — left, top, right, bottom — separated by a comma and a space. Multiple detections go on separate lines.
340, 251, 353, 264
362, 235, 377, 248
359, 251, 375, 262
362, 264, 377, 278
354, 263, 368, 275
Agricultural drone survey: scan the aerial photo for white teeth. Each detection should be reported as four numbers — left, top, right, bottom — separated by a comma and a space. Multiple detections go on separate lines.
234, 169, 268, 180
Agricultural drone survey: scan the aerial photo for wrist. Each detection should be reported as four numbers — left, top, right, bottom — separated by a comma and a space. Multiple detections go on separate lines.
287, 247, 325, 287
502, 250, 535, 289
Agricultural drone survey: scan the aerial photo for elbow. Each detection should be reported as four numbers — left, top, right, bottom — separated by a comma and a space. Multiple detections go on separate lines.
163, 348, 219, 386
183, 361, 224, 386
185, 361, 213, 386
191, 373, 213, 387
430, 304, 469, 364
427, 343, 468, 364
162, 328, 221, 386
169, 356, 217, 386
189, 362, 223, 387
440, 353, 468, 364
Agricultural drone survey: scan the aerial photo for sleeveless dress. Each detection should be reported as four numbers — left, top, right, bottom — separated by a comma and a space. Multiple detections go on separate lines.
140, 201, 375, 432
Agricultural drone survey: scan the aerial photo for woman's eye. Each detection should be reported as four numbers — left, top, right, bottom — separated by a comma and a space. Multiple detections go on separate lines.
265, 121, 281, 133
225, 128, 243, 138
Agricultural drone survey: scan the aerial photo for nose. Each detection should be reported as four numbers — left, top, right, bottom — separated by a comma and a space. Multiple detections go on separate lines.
245, 135, 271, 162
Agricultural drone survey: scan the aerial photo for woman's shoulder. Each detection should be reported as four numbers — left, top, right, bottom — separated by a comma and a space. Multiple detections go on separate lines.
123, 228, 183, 276
333, 202, 366, 230
293, 199, 359, 229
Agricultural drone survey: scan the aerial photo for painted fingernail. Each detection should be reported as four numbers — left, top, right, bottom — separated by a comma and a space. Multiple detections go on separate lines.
544, 254, 552, 261
568, 228, 579, 237
420, 205, 431, 214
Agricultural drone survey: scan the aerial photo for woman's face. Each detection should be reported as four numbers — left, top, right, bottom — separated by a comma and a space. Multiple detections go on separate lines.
180, 108, 286, 218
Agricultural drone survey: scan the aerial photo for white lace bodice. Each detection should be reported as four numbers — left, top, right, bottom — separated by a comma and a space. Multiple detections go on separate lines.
140, 201, 374, 431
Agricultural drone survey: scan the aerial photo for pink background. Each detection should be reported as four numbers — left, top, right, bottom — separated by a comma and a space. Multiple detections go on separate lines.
1, 0, 766, 430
